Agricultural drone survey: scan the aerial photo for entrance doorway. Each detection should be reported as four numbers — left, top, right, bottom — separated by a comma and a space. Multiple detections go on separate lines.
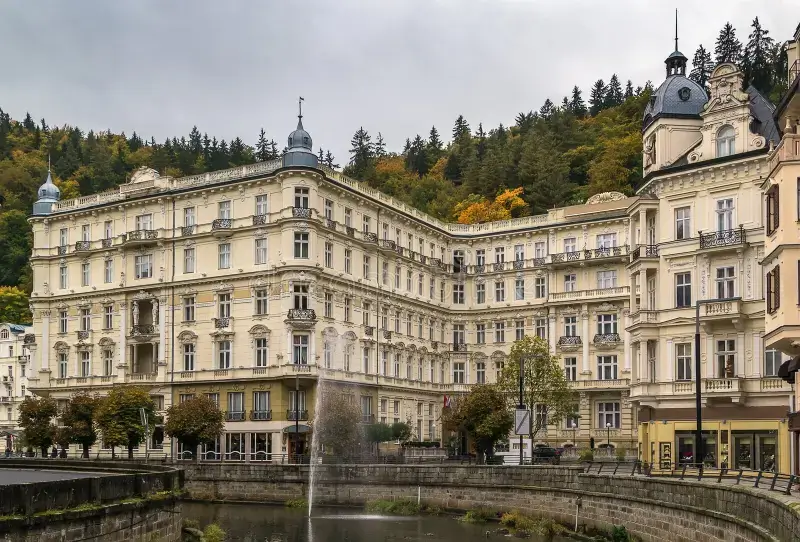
732, 431, 777, 471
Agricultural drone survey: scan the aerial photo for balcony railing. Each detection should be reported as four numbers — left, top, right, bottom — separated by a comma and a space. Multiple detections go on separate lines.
383, 330, 392, 340
249, 409, 272, 421
125, 229, 158, 241
131, 324, 156, 336
252, 214, 268, 226
381, 239, 396, 250
513, 260, 525, 270
101, 238, 113, 248
593, 333, 621, 345
75, 241, 91, 251
292, 207, 312, 219
287, 409, 309, 421
181, 225, 195, 236
346, 226, 355, 237
452, 342, 467, 352
704, 378, 740, 393
364, 326, 374, 337
363, 232, 378, 243
631, 245, 659, 261
558, 336, 582, 346
287, 309, 316, 321
225, 411, 245, 422
699, 227, 745, 249
23, 334, 35, 344
475, 264, 486, 274
211, 218, 232, 231
551, 251, 581, 264
493, 262, 504, 272
76, 330, 90, 341
57, 245, 68, 255
532, 257, 547, 267
214, 317, 231, 329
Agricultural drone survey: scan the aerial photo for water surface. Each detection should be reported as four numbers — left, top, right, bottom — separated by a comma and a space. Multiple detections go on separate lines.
183, 502, 573, 541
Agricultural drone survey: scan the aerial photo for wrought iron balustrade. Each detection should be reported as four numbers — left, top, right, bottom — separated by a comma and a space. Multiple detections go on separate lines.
493, 262, 505, 272
58, 245, 68, 255
632, 245, 659, 261
249, 410, 272, 421
131, 324, 156, 336
287, 309, 316, 321
383, 330, 392, 340
325, 218, 336, 229
211, 219, 232, 230
381, 239, 396, 250
225, 411, 245, 422
75, 241, 90, 251
346, 226, 355, 237
287, 409, 309, 421
532, 258, 547, 267
181, 225, 195, 236
558, 336, 582, 346
452, 342, 467, 352
76, 330, 90, 340
214, 317, 231, 329
593, 333, 621, 345
252, 214, 268, 226
292, 207, 312, 219
101, 238, 113, 248
513, 260, 525, 270
364, 326, 374, 337
126, 229, 158, 241
699, 227, 746, 249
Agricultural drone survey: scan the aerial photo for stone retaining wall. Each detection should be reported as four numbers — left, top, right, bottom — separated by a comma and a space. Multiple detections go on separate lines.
182, 463, 800, 542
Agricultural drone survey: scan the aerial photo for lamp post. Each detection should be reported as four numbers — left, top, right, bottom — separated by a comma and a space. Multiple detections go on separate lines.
606, 422, 611, 449
519, 356, 526, 466
295, 372, 300, 463
571, 419, 577, 448
695, 297, 740, 469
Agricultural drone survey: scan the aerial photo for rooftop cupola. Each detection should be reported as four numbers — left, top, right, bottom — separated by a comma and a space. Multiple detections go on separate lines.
283, 97, 318, 168
32, 161, 60, 215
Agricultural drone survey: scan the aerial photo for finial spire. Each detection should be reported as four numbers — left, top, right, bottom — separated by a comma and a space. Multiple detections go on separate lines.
48, 153, 51, 172
299, 96, 304, 120
674, 9, 678, 51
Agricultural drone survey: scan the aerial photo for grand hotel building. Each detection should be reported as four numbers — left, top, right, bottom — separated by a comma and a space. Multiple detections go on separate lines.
25, 30, 799, 469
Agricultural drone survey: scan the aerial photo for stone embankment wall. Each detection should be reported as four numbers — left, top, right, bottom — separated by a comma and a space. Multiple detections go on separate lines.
182, 463, 800, 542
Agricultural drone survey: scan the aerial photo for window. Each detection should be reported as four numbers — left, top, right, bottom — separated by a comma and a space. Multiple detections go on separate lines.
254, 289, 268, 315
135, 254, 153, 279
58, 353, 68, 379
417, 273, 423, 295
715, 267, 735, 299
534, 277, 546, 298
182, 247, 196, 273
218, 292, 231, 318
81, 262, 90, 286
382, 308, 388, 330
59, 227, 69, 247
183, 296, 195, 322
217, 340, 232, 368
514, 244, 525, 261
323, 198, 333, 220
255, 338, 269, 367
453, 362, 465, 384
676, 272, 692, 308
453, 250, 465, 272
597, 270, 617, 289
293, 334, 309, 364
394, 310, 400, 333
103, 350, 113, 376
716, 198, 734, 232
535, 404, 548, 429
453, 283, 465, 304
564, 273, 576, 292
516, 320, 526, 341
324, 292, 333, 318
135, 213, 153, 230
429, 277, 435, 299
597, 402, 620, 429
293, 284, 309, 310
362, 215, 371, 233
183, 207, 195, 227
476, 249, 485, 266
253, 391, 270, 414
597, 355, 618, 381
293, 232, 309, 258
675, 207, 691, 240
476, 283, 486, 303
453, 323, 465, 346
534, 242, 546, 258
596, 233, 617, 248
103, 305, 113, 329
363, 255, 371, 279
183, 344, 195, 371
344, 344, 352, 371
382, 262, 389, 285
495, 322, 505, 343
256, 194, 269, 216
676, 343, 692, 381
344, 249, 352, 274
564, 357, 577, 381
104, 220, 113, 239
255, 238, 268, 265
104, 259, 113, 283
227, 392, 244, 417
218, 201, 231, 220
534, 318, 546, 339
564, 316, 577, 336
716, 339, 735, 378
564, 237, 576, 253
476, 323, 486, 344
765, 349, 782, 377
515, 278, 525, 300
217, 243, 231, 269
80, 351, 90, 377
362, 301, 371, 326
59, 264, 68, 289
362, 347, 371, 374
344, 297, 352, 322
495, 281, 505, 302
294, 187, 309, 209
406, 312, 412, 336
597, 314, 617, 335
494, 247, 505, 263
766, 185, 780, 235
59, 310, 68, 334
344, 207, 352, 227
716, 125, 735, 157
80, 308, 91, 331
766, 266, 780, 314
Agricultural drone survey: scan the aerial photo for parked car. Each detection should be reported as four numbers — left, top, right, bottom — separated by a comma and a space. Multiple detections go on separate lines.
530, 446, 561, 465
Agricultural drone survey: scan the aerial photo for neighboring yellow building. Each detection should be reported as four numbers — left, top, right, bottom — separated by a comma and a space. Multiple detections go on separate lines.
630, 43, 792, 472
0, 323, 34, 447
762, 25, 800, 474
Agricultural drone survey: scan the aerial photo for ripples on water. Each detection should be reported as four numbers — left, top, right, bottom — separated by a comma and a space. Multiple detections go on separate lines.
183, 502, 571, 542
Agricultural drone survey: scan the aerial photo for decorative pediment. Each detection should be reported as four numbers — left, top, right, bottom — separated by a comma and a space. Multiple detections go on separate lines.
490, 351, 506, 362
213, 282, 234, 292
322, 326, 338, 339
248, 325, 270, 340
53, 341, 69, 353
343, 331, 358, 341
178, 330, 198, 344
132, 289, 156, 301
98, 337, 115, 349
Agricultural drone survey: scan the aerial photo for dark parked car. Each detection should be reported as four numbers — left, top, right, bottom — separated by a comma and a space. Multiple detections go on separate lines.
530, 446, 560, 465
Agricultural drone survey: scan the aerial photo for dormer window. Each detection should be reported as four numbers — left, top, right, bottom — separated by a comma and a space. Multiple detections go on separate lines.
716, 126, 735, 157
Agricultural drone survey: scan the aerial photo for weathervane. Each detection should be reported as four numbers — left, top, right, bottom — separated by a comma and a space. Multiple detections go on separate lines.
299, 96, 304, 121
675, 9, 679, 51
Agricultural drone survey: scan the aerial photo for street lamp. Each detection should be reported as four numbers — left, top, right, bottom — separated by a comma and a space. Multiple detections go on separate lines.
518, 356, 526, 466
606, 422, 611, 449
570, 419, 577, 448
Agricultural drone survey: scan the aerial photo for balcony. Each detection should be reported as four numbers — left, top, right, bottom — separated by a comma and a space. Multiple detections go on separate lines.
211, 219, 232, 236
23, 334, 35, 345
383, 330, 392, 340
704, 377, 740, 394
75, 241, 91, 252
213, 317, 232, 330
702, 299, 741, 321
252, 214, 268, 226
475, 264, 486, 274
570, 379, 630, 390
57, 245, 68, 255
364, 326, 374, 337
512, 260, 525, 270
590, 428, 621, 438
549, 286, 629, 303
381, 239, 396, 251
76, 330, 90, 341
123, 229, 158, 245
181, 225, 195, 236
130, 324, 157, 337
287, 309, 316, 322
551, 251, 581, 265
557, 336, 582, 350
492, 262, 505, 272
363, 232, 378, 244
593, 333, 621, 348
249, 410, 272, 421
346, 226, 355, 237
699, 227, 745, 250
292, 207, 312, 219
452, 342, 467, 352
101, 238, 113, 248
325, 218, 336, 230
287, 409, 309, 421
225, 411, 245, 422
769, 132, 800, 173
291, 363, 312, 373
630, 310, 658, 325
631, 245, 659, 261
585, 245, 628, 260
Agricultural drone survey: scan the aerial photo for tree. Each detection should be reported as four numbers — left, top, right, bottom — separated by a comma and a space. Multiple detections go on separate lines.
0, 287, 31, 323
255, 128, 270, 161
569, 86, 587, 117
18, 396, 57, 456
95, 386, 155, 459
496, 336, 572, 441
441, 384, 512, 463
604, 75, 623, 108
539, 99, 554, 119
427, 125, 443, 160
164, 395, 224, 462
453, 187, 527, 224
589, 79, 607, 116
364, 422, 394, 455
452, 115, 470, 141
312, 388, 364, 459
690, 45, 714, 89
60, 392, 100, 458
742, 17, 775, 93
346, 127, 373, 179
714, 22, 742, 65
374, 132, 387, 158
391, 421, 412, 443
324, 151, 339, 169
624, 80, 634, 99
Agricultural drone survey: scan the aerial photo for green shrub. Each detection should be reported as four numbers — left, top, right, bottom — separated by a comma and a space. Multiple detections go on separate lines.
615, 447, 627, 462
285, 498, 308, 509
611, 525, 633, 542
182, 519, 200, 530
500, 511, 566, 538
579, 449, 594, 461
365, 498, 421, 515
203, 523, 226, 542
460, 507, 497, 523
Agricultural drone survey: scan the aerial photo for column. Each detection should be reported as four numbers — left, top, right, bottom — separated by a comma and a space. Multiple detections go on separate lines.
40, 311, 50, 372
706, 335, 715, 378
310, 327, 316, 365
630, 342, 639, 382
623, 310, 631, 373
286, 329, 292, 364
753, 333, 762, 378
629, 273, 638, 312
666, 339, 674, 382
119, 302, 127, 372
132, 343, 138, 373
638, 209, 646, 246
158, 297, 166, 366
581, 308, 590, 374
548, 311, 557, 354
736, 331, 745, 377
639, 341, 648, 382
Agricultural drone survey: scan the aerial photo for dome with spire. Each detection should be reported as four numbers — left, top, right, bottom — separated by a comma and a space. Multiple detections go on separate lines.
32, 169, 61, 215
283, 99, 318, 168
287, 118, 312, 151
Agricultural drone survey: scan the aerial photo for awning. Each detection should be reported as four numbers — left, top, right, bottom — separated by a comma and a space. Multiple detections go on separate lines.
283, 424, 311, 434
778, 356, 800, 383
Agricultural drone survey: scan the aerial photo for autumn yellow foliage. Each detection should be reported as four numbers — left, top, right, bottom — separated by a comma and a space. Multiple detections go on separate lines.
454, 187, 527, 224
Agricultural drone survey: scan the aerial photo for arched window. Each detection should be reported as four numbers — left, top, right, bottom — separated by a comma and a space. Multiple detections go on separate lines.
0, 329, 8, 339
716, 126, 735, 157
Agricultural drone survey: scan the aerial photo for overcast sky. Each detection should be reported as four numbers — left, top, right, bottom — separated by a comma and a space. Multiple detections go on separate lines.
1, 1, 797, 164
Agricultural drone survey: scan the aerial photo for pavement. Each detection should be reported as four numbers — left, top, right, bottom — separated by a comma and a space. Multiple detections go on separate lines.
0, 469, 101, 485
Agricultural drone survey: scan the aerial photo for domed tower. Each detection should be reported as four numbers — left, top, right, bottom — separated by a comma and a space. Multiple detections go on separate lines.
283, 98, 318, 168
32, 165, 61, 215
642, 31, 708, 175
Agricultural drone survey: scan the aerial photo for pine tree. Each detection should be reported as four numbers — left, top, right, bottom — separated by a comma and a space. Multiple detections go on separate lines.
269, 140, 278, 160
22, 113, 35, 131
452, 115, 470, 140
407, 135, 429, 176
714, 22, 743, 65
561, 96, 570, 110
689, 45, 714, 90
347, 127, 373, 179
742, 17, 775, 93
624, 80, 634, 99
229, 137, 246, 166
427, 126, 443, 153
475, 123, 487, 160
318, 147, 325, 162
188, 126, 202, 156
515, 111, 535, 133
539, 99, 554, 119
604, 75, 623, 108
589, 79, 607, 116
569, 86, 587, 117
374, 132, 386, 158
324, 151, 339, 169
255, 128, 269, 161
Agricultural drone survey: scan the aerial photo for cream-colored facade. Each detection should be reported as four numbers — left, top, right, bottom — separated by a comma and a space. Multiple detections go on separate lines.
0, 324, 33, 443
27, 134, 640, 458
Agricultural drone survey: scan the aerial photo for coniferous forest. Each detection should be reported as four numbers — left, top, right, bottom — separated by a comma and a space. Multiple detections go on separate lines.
0, 18, 789, 321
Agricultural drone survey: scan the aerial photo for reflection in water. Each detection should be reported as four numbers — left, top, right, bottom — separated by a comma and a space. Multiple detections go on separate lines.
182, 502, 572, 542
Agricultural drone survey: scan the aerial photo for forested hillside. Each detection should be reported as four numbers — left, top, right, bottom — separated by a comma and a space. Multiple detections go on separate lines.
0, 18, 788, 322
